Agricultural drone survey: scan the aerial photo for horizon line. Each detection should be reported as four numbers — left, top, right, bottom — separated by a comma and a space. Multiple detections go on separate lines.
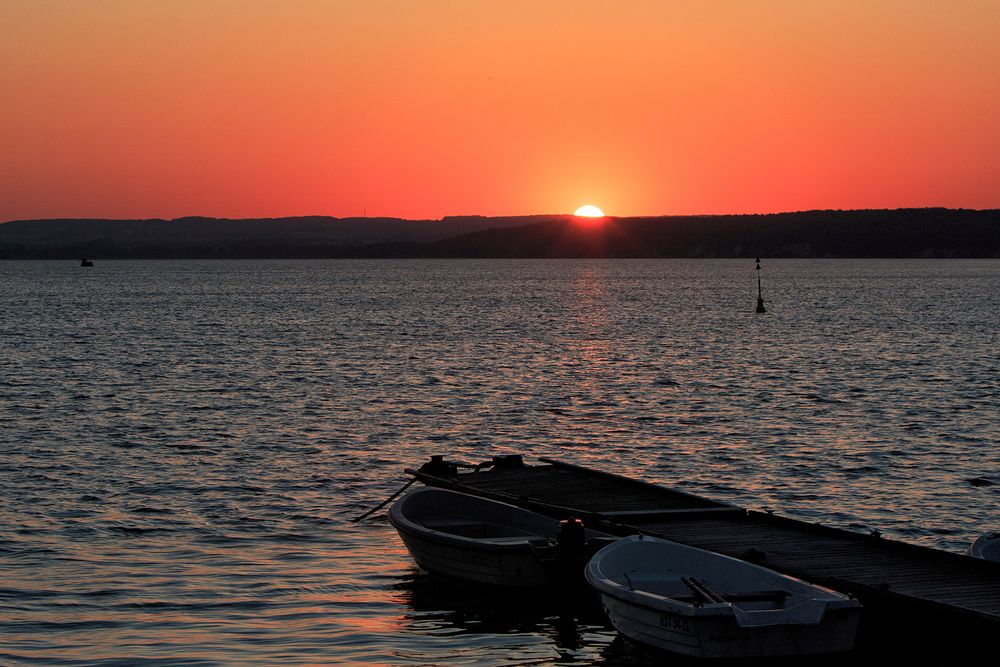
4, 206, 999, 225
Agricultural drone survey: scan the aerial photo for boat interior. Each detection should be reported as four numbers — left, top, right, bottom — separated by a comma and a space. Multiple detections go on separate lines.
420, 518, 545, 540
623, 576, 793, 611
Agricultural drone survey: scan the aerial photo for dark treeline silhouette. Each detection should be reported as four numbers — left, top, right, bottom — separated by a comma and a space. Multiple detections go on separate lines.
1, 209, 998, 259
0, 214, 560, 258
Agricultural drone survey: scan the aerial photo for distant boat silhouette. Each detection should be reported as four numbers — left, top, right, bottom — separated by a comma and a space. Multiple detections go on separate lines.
80, 258, 94, 267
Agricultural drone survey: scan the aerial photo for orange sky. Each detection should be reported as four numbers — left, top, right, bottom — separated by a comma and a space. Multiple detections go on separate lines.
2, 0, 999, 220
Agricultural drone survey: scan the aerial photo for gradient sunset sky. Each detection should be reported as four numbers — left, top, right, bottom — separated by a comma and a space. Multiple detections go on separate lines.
3, 0, 999, 221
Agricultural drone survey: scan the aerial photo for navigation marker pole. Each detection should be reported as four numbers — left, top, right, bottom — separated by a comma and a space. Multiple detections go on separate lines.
755, 257, 766, 313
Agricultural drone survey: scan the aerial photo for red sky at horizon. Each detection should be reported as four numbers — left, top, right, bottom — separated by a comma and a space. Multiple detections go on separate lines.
2, 1, 1000, 222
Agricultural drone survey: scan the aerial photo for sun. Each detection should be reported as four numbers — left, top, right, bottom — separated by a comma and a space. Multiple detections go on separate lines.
574, 204, 605, 217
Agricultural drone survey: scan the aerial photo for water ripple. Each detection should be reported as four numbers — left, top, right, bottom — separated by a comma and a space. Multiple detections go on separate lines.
1, 258, 998, 664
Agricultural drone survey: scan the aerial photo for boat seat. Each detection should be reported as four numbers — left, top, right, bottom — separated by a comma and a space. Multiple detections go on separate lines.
667, 590, 789, 604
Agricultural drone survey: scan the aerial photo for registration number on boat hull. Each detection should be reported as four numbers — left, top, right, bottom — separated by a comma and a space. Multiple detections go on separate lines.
659, 613, 691, 633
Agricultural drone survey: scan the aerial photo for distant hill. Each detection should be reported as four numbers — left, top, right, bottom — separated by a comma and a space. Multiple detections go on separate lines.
0, 214, 566, 259
1, 209, 998, 258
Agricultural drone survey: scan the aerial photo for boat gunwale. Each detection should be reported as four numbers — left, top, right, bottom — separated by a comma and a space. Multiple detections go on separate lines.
388, 487, 556, 553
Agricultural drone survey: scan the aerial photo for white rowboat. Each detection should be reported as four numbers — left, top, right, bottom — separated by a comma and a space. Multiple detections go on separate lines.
585, 535, 862, 658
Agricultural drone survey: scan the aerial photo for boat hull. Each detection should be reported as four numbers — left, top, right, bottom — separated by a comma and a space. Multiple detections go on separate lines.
389, 487, 581, 587
393, 522, 550, 586
598, 590, 860, 658
586, 535, 862, 658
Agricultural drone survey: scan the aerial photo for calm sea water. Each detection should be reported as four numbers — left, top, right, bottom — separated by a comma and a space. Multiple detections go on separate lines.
1, 259, 998, 665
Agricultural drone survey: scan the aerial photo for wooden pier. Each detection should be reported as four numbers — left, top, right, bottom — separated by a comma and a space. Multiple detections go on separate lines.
405, 455, 1000, 653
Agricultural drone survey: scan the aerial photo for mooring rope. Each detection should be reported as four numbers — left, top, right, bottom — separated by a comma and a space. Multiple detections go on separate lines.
351, 477, 416, 523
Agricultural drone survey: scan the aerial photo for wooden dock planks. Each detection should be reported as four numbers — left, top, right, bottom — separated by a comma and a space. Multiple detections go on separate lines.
405, 456, 1000, 628
412, 457, 730, 514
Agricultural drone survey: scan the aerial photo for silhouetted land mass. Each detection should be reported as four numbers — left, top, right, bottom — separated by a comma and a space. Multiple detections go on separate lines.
2, 209, 999, 259
0, 215, 555, 259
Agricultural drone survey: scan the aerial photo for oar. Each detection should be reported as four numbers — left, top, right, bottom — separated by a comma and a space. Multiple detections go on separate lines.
681, 576, 726, 604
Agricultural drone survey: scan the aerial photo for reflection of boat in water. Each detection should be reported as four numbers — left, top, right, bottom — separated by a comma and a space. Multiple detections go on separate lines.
968, 532, 1000, 562
393, 567, 607, 632
390, 567, 620, 662
80, 258, 94, 267
586, 535, 862, 658
389, 486, 611, 587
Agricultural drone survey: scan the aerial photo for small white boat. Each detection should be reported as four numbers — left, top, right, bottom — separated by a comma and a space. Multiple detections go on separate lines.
389, 487, 607, 586
968, 532, 1000, 562
585, 535, 862, 658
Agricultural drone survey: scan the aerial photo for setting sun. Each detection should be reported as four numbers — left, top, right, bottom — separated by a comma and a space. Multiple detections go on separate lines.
574, 205, 605, 217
